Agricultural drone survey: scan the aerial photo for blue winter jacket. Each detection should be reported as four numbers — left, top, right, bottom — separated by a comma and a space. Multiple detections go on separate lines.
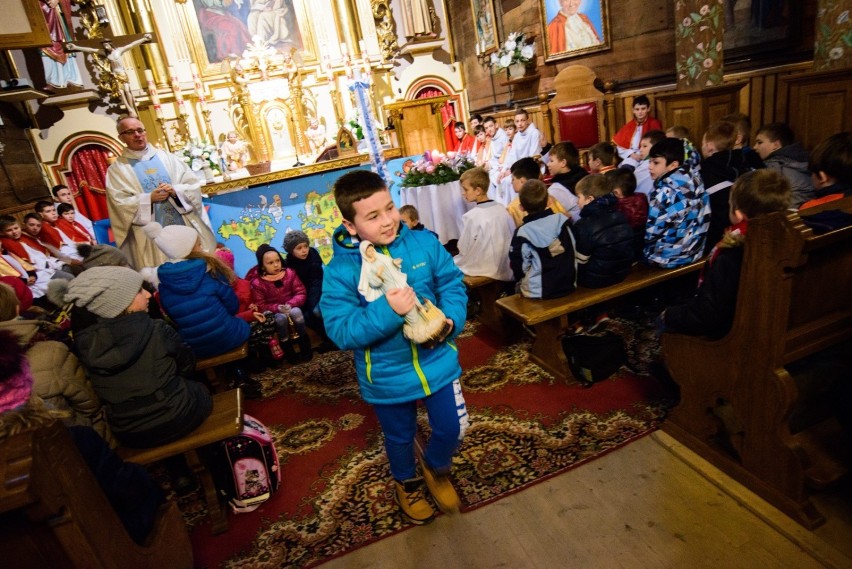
157, 258, 250, 358
320, 223, 467, 405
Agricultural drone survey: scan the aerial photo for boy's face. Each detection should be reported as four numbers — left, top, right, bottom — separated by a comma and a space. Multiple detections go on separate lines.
701, 136, 717, 158
633, 104, 650, 123
547, 156, 568, 175
343, 189, 400, 246
639, 137, 654, 159
753, 133, 782, 160
460, 179, 483, 203
2, 223, 22, 240
648, 157, 679, 181
505, 126, 516, 140
484, 121, 497, 137
475, 131, 487, 144
514, 114, 529, 133
400, 211, 417, 229
24, 218, 42, 236
511, 175, 526, 194
61, 210, 76, 223
291, 242, 310, 260
454, 125, 466, 140
54, 186, 74, 204
38, 206, 58, 223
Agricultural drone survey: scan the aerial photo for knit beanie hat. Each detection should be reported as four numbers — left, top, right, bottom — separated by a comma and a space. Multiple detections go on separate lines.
0, 330, 33, 413
142, 222, 198, 260
50, 266, 144, 318
215, 246, 235, 270
255, 244, 283, 273
283, 230, 309, 253
77, 243, 130, 269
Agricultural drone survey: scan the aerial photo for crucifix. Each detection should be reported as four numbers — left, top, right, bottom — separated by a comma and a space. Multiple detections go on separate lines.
64, 32, 154, 116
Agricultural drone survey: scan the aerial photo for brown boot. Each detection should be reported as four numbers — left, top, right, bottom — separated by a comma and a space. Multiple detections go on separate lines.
394, 477, 435, 525
415, 439, 460, 513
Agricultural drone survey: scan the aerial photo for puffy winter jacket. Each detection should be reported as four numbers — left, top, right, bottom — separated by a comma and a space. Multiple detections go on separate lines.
156, 258, 250, 358
573, 194, 635, 288
764, 143, 815, 208
701, 149, 754, 253
509, 209, 577, 299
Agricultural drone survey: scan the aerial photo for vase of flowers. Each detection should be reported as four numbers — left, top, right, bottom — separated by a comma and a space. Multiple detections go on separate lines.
490, 32, 536, 77
398, 150, 475, 188
176, 141, 222, 183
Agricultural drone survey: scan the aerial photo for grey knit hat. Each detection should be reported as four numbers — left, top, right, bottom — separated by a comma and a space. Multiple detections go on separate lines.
283, 230, 309, 253
76, 244, 130, 269
53, 266, 144, 318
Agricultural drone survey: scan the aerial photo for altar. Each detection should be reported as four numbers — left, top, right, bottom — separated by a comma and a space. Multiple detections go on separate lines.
398, 180, 474, 244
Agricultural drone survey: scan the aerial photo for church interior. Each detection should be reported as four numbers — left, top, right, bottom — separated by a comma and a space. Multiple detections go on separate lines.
0, 0, 851, 567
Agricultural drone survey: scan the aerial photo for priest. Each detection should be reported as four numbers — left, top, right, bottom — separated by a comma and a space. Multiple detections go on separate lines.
105, 116, 217, 270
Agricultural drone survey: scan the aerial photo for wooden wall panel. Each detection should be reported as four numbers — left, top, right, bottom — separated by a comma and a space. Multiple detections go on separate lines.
783, 69, 852, 151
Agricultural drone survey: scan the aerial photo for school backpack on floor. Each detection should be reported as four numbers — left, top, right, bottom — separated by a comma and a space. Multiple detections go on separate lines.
561, 330, 627, 386
215, 414, 280, 513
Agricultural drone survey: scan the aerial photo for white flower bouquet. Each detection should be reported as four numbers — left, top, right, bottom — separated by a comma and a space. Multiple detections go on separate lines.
490, 32, 536, 71
176, 141, 222, 174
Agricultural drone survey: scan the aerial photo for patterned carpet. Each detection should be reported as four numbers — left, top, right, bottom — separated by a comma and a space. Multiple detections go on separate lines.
186, 318, 673, 568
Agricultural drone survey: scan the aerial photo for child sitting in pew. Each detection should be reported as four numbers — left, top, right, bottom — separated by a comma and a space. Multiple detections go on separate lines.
800, 131, 852, 210
506, 157, 568, 228
545, 142, 587, 222
606, 167, 648, 260
586, 142, 621, 174
644, 138, 711, 269
573, 175, 634, 288
509, 179, 576, 299
754, 122, 815, 208
454, 167, 515, 282
620, 129, 666, 197
399, 205, 439, 239
658, 169, 790, 338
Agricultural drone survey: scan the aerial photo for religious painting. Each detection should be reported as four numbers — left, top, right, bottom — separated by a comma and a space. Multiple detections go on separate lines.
539, 0, 610, 63
470, 0, 498, 54
180, 0, 316, 73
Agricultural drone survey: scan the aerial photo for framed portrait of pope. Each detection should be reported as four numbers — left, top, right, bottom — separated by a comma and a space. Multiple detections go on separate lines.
539, 0, 610, 62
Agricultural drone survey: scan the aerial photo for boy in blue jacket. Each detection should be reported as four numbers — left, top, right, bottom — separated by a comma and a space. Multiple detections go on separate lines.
320, 170, 469, 525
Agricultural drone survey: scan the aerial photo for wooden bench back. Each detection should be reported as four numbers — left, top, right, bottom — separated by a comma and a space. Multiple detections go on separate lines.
0, 421, 193, 566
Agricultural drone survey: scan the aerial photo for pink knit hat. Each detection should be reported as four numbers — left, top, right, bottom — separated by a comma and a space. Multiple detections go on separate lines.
0, 330, 33, 413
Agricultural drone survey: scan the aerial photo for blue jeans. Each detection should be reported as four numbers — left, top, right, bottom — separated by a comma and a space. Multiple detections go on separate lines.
373, 379, 469, 481
273, 308, 306, 339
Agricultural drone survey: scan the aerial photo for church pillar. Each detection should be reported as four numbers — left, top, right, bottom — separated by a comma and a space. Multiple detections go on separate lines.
333, 0, 366, 58
813, 0, 852, 71
674, 0, 724, 91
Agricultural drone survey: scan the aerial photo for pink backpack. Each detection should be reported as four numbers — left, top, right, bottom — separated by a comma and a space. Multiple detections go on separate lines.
216, 414, 280, 513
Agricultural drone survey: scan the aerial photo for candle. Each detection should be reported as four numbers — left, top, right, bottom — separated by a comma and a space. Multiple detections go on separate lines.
152, 103, 163, 120
169, 66, 183, 103
475, 43, 481, 56
340, 42, 348, 56
324, 54, 334, 82
358, 40, 366, 55
144, 69, 160, 106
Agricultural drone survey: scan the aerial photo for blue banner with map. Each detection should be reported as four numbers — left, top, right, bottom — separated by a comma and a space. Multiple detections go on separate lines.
204, 158, 408, 277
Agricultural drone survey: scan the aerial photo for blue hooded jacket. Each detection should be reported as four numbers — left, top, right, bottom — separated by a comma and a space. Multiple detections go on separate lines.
156, 258, 250, 358
320, 223, 467, 405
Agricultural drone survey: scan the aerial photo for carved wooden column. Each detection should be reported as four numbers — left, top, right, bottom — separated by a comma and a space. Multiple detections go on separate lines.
675, 0, 724, 90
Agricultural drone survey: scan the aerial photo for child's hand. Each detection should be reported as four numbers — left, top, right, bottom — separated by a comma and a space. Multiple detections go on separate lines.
253, 311, 266, 323
422, 318, 454, 349
386, 287, 415, 316
278, 304, 292, 314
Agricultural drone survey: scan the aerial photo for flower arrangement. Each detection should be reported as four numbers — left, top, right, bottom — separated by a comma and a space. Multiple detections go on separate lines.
399, 150, 475, 187
490, 32, 536, 71
176, 141, 222, 175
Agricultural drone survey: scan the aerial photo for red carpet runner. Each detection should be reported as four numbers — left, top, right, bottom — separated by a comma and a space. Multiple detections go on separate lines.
186, 319, 672, 568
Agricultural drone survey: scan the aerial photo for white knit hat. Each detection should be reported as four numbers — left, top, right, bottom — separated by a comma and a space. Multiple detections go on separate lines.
143, 222, 198, 260
51, 266, 144, 318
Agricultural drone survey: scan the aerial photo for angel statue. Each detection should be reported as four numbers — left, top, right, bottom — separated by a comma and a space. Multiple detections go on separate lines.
357, 241, 451, 346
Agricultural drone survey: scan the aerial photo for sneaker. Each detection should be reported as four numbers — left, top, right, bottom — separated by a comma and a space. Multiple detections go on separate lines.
414, 440, 460, 514
394, 477, 435, 525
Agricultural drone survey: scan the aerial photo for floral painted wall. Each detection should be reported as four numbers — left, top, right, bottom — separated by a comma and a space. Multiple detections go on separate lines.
813, 1, 852, 70
675, 0, 725, 90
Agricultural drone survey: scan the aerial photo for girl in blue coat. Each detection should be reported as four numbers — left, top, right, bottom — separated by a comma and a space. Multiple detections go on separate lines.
143, 223, 261, 397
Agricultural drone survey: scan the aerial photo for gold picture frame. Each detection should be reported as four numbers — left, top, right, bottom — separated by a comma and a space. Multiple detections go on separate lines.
539, 0, 610, 63
176, 0, 318, 76
470, 0, 499, 54
0, 0, 51, 50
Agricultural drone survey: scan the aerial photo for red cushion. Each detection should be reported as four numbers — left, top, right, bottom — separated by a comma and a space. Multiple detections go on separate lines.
557, 103, 600, 149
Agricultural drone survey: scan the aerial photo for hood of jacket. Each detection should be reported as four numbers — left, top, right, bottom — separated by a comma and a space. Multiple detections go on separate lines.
331, 221, 410, 258
0, 318, 40, 346
769, 142, 809, 164
518, 210, 570, 247
74, 312, 154, 375
580, 193, 618, 218
156, 258, 207, 294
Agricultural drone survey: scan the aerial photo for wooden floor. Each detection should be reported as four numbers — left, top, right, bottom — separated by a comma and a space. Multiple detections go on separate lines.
319, 431, 852, 569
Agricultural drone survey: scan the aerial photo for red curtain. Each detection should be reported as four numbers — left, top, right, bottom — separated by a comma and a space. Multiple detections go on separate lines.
416, 88, 457, 153
64, 145, 111, 221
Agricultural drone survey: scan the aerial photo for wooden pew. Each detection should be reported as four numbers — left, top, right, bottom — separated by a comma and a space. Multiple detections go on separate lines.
195, 342, 249, 392
0, 421, 193, 567
118, 388, 244, 535
463, 275, 513, 336
496, 260, 705, 381
662, 197, 852, 529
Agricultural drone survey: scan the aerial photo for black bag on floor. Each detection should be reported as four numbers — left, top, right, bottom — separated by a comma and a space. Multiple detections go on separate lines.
561, 331, 627, 386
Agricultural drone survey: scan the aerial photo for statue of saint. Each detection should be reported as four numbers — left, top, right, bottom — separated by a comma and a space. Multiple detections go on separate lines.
305, 118, 327, 154
220, 131, 249, 171
357, 241, 451, 345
